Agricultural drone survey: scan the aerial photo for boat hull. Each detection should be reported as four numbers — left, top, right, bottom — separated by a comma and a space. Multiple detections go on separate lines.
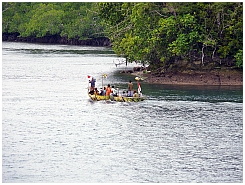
88, 94, 145, 102
113, 96, 145, 102
88, 94, 110, 101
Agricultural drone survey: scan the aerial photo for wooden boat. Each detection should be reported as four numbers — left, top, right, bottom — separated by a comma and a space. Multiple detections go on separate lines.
88, 93, 145, 102
113, 95, 145, 102
88, 93, 110, 101
87, 74, 145, 102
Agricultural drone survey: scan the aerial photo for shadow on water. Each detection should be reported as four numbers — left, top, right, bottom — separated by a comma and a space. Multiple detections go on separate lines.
144, 84, 242, 103
10, 48, 115, 56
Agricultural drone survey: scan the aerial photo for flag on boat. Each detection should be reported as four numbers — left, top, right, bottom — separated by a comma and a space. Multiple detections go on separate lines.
138, 82, 141, 94
87, 75, 92, 80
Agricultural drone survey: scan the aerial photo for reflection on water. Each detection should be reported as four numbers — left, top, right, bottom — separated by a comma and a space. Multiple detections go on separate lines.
7, 48, 115, 55
2, 42, 243, 183
3, 41, 115, 57
144, 84, 243, 103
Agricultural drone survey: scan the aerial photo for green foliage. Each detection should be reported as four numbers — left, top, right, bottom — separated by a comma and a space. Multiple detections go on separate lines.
167, 14, 201, 57
2, 2, 33, 33
98, 2, 243, 70
2, 2, 105, 39
22, 3, 64, 37
234, 50, 243, 68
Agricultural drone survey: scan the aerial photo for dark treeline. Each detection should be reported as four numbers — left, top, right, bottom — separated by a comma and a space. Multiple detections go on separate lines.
2, 32, 111, 46
2, 2, 243, 71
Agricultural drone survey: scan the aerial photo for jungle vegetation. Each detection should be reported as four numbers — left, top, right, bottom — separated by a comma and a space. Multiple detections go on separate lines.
2, 2, 105, 39
2, 2, 243, 70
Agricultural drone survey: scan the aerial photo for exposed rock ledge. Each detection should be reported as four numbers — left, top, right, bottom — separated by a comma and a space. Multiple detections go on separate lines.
132, 69, 243, 86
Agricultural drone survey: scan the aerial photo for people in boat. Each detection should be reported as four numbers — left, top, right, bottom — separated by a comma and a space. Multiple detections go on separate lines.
100, 87, 107, 96
99, 88, 103, 95
111, 85, 117, 96
128, 80, 133, 97
106, 84, 112, 96
122, 91, 126, 96
99, 87, 105, 96
89, 89, 94, 95
133, 90, 139, 97
89, 77, 96, 91
94, 88, 99, 95
138, 90, 142, 97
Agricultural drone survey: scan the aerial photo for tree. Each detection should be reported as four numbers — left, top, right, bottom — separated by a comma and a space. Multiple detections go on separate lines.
2, 2, 105, 39
21, 3, 64, 37
98, 2, 243, 69
2, 2, 33, 33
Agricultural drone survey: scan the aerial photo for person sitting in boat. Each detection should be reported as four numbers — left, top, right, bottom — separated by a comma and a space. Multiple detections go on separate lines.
138, 90, 142, 97
89, 77, 96, 92
99, 87, 105, 96
89, 89, 94, 95
111, 85, 117, 96
106, 84, 112, 96
94, 88, 99, 95
128, 80, 133, 97
133, 90, 139, 97
122, 91, 126, 96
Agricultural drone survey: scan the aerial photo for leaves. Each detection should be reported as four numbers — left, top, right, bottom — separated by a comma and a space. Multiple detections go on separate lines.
98, 2, 243, 68
2, 2, 105, 39
22, 3, 64, 37
234, 50, 243, 67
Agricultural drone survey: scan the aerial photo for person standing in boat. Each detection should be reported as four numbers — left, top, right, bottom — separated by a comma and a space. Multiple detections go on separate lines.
128, 80, 133, 97
106, 84, 112, 96
89, 77, 96, 92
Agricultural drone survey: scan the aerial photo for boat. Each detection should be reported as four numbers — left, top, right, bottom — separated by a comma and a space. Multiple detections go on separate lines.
88, 93, 110, 101
88, 93, 146, 102
87, 74, 146, 102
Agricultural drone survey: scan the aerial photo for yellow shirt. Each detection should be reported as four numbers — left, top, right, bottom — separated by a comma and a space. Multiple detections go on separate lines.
133, 93, 139, 97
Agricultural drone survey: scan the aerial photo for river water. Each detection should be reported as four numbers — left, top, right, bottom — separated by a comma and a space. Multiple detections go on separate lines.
2, 42, 243, 183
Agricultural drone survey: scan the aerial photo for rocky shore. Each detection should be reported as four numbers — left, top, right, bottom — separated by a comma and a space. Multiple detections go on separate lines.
131, 68, 243, 86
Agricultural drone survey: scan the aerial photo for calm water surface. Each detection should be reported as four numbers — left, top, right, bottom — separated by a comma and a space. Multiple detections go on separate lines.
2, 42, 243, 183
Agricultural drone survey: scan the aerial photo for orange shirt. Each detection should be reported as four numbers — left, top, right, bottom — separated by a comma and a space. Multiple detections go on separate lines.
106, 87, 112, 96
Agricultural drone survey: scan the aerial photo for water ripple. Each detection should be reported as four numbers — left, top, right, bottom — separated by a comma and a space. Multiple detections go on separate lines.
2, 42, 243, 183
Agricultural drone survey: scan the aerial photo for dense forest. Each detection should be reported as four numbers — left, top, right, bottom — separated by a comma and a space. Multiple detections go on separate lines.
2, 2, 243, 71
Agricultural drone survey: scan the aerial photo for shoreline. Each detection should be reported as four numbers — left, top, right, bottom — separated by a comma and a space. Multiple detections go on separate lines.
2, 33, 111, 47
3, 37, 243, 86
131, 70, 243, 86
